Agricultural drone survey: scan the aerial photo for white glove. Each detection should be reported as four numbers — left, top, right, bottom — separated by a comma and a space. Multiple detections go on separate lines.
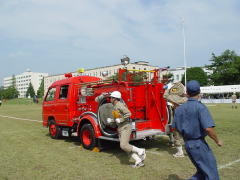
115, 118, 121, 124
106, 118, 114, 124
167, 83, 173, 89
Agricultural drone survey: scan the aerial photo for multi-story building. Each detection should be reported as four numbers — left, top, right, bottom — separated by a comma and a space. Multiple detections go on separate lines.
44, 61, 159, 94
168, 67, 213, 83
3, 69, 48, 98
168, 67, 186, 83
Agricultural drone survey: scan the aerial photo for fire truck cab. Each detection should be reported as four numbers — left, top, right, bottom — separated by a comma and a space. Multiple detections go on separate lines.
42, 69, 172, 150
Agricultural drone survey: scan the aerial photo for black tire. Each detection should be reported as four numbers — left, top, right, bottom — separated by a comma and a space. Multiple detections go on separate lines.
48, 120, 62, 139
68, 129, 72, 138
80, 124, 97, 150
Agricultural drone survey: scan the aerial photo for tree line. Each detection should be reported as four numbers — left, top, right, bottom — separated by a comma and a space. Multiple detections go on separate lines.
0, 78, 44, 100
180, 49, 240, 86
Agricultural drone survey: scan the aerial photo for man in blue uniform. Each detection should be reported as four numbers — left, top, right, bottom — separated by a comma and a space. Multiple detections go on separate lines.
172, 80, 223, 180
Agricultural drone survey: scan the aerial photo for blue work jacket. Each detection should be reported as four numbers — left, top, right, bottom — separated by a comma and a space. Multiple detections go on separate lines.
172, 98, 215, 140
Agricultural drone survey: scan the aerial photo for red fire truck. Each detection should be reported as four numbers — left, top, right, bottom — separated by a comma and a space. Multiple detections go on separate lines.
42, 68, 172, 150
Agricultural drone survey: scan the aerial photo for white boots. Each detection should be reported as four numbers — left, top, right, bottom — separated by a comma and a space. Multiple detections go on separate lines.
132, 146, 146, 161
131, 153, 144, 168
131, 146, 146, 168
173, 146, 184, 158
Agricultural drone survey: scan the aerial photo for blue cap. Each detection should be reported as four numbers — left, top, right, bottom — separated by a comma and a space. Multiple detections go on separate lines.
187, 80, 200, 96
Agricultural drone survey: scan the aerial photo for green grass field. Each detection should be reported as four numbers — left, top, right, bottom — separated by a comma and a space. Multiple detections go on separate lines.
0, 101, 239, 180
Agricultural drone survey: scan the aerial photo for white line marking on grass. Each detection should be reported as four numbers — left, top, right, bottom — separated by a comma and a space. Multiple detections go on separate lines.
206, 105, 217, 107
218, 159, 240, 170
0, 115, 41, 123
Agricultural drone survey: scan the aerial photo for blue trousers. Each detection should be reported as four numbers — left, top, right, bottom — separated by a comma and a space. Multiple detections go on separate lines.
185, 139, 219, 180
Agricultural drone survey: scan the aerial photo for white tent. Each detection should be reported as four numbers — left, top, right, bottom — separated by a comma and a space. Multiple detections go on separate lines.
201, 85, 240, 94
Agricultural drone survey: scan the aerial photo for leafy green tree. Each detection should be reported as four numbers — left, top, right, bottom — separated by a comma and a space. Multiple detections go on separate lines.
2, 86, 19, 99
26, 82, 35, 98
130, 71, 148, 82
162, 72, 174, 83
206, 50, 240, 85
181, 67, 208, 86
11, 75, 19, 98
108, 73, 118, 81
108, 71, 148, 82
0, 75, 19, 99
12, 75, 16, 87
37, 79, 44, 98
0, 86, 4, 99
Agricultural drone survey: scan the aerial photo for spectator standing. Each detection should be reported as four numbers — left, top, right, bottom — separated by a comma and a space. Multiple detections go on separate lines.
231, 92, 237, 109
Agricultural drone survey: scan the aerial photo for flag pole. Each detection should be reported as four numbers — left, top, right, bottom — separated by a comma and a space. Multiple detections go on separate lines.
182, 18, 187, 91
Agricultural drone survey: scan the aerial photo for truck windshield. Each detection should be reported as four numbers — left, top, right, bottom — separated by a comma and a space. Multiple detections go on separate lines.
45, 88, 56, 101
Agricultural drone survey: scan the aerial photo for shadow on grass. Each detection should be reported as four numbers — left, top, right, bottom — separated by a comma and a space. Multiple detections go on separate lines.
44, 133, 181, 166
131, 136, 177, 155
97, 136, 179, 166
98, 139, 130, 165
164, 174, 185, 180
45, 133, 81, 146
64, 136, 81, 146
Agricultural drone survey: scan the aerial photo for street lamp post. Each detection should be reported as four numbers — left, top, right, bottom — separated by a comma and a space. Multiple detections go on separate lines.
121, 55, 130, 68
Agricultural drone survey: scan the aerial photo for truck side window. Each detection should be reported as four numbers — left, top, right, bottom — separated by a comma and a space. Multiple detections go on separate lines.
78, 88, 86, 103
45, 88, 56, 101
59, 85, 69, 99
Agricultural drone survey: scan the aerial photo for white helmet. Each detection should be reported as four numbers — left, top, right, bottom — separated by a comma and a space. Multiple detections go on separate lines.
110, 91, 121, 99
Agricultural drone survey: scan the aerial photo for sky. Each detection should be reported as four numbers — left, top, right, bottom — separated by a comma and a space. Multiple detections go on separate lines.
1, 0, 240, 85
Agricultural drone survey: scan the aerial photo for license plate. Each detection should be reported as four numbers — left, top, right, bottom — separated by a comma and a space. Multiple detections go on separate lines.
62, 130, 69, 136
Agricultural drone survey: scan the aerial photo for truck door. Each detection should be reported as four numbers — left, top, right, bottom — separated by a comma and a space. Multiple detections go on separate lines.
146, 84, 167, 132
55, 85, 70, 125
43, 87, 57, 124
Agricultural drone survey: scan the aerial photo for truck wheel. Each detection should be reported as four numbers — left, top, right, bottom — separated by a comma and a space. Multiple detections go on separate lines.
49, 120, 62, 139
68, 129, 72, 138
80, 124, 97, 150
